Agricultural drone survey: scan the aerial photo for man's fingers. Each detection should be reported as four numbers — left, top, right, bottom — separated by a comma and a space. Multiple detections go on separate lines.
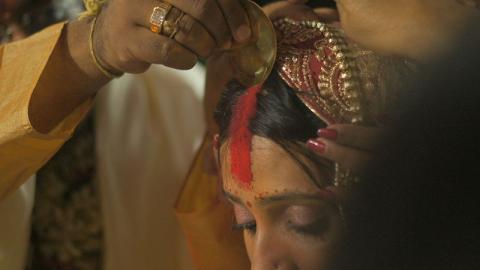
170, 9, 216, 58
167, 0, 234, 48
216, 0, 251, 42
132, 28, 197, 70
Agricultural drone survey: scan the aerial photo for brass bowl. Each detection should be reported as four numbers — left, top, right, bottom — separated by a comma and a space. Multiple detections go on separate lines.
227, 0, 277, 86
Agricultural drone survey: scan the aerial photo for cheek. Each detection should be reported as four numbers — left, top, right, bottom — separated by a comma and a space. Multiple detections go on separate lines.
288, 233, 343, 270
295, 246, 334, 270
289, 215, 345, 269
243, 230, 255, 260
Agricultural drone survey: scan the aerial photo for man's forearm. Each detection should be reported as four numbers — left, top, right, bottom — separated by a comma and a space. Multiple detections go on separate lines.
28, 18, 110, 133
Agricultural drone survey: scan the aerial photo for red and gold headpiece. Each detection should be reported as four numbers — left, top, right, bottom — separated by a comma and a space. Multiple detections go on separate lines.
228, 16, 410, 188
275, 18, 365, 126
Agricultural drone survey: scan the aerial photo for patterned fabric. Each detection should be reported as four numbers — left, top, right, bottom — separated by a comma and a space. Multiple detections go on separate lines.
28, 112, 103, 270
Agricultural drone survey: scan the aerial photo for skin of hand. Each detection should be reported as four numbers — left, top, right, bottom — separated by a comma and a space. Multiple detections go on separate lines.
93, 0, 252, 73
27, 0, 252, 133
307, 124, 387, 177
334, 0, 479, 61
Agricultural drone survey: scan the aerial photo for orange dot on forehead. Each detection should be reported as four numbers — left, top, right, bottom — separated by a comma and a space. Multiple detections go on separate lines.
246, 201, 252, 208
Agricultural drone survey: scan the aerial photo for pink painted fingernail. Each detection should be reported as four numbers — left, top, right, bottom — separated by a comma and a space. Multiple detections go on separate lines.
307, 139, 326, 154
317, 128, 338, 140
235, 24, 251, 42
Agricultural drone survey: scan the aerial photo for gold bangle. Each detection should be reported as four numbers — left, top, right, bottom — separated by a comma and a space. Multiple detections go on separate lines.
89, 16, 122, 79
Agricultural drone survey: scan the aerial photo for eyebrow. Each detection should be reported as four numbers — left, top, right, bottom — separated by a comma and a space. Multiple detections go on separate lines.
223, 190, 336, 208
223, 190, 244, 205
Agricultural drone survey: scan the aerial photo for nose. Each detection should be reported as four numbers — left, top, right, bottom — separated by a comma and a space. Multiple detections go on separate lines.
249, 232, 298, 270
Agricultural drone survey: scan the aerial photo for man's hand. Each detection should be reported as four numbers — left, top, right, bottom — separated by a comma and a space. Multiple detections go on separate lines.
28, 0, 253, 133
94, 0, 252, 74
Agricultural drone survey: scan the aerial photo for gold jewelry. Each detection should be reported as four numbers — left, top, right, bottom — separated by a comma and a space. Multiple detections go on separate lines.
274, 18, 365, 188
89, 16, 123, 79
275, 18, 364, 126
274, 18, 414, 187
150, 3, 172, 34
162, 9, 184, 38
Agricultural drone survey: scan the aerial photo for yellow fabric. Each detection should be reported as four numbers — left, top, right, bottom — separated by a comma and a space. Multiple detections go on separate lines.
0, 22, 92, 200
175, 137, 250, 270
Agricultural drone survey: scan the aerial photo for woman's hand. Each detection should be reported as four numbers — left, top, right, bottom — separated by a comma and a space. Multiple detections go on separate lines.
307, 124, 387, 177
92, 0, 252, 74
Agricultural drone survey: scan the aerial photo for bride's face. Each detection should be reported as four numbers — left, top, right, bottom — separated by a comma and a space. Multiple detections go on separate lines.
220, 136, 344, 270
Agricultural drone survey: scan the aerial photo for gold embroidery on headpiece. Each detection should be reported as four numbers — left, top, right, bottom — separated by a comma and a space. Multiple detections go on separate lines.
273, 18, 414, 187
274, 18, 365, 126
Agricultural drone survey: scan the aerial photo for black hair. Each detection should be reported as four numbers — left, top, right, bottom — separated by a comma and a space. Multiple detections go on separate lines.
214, 72, 334, 187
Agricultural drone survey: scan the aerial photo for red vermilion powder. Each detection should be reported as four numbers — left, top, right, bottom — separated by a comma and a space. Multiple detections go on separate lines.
229, 84, 263, 188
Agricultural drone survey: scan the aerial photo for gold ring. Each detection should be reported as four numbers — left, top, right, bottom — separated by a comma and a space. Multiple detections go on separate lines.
162, 9, 184, 38
150, 3, 172, 34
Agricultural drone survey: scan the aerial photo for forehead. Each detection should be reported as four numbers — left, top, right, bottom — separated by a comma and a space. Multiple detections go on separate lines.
220, 136, 323, 197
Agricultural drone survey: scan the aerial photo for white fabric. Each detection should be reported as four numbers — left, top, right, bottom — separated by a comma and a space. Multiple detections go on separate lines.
0, 176, 35, 270
96, 63, 206, 270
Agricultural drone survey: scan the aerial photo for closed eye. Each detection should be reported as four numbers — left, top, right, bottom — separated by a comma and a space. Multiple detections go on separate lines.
233, 221, 257, 234
287, 216, 329, 236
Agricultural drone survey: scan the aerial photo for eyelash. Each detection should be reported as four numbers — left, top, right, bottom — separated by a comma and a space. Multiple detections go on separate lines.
233, 219, 327, 238
287, 218, 329, 236
233, 221, 257, 234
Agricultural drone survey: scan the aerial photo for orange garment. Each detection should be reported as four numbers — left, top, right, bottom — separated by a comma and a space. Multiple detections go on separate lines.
0, 22, 91, 200
175, 137, 250, 270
